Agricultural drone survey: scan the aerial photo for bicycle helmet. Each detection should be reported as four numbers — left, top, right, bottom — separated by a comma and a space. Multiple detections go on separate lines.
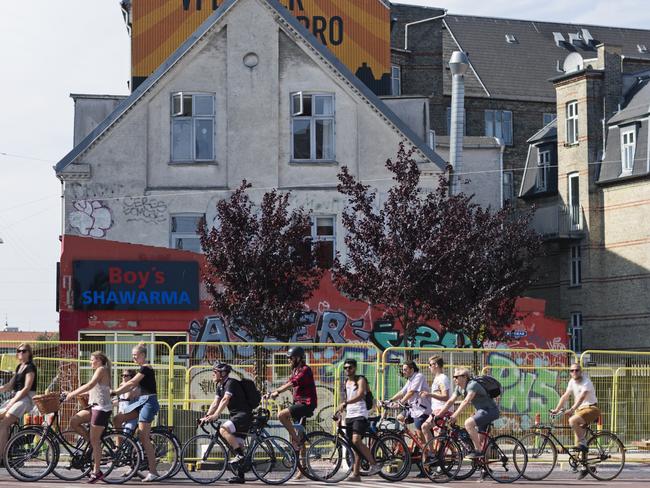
286, 346, 305, 359
213, 362, 232, 374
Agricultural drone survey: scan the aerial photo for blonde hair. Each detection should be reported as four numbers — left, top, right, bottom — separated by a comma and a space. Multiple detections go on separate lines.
134, 342, 147, 357
454, 367, 470, 378
17, 343, 34, 362
91, 350, 112, 374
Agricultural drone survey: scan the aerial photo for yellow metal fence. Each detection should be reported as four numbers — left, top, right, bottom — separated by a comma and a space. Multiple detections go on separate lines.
0, 341, 649, 449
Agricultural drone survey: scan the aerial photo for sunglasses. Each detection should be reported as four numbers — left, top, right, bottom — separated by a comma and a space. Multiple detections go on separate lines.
569, 369, 581, 372
16, 349, 27, 354
343, 365, 354, 370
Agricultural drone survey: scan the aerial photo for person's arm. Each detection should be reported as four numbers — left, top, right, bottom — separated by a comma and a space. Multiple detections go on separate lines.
424, 378, 450, 402
338, 378, 367, 412
66, 367, 103, 399
201, 395, 222, 421
551, 387, 572, 413
567, 390, 588, 415
389, 383, 407, 402
437, 391, 458, 416
112, 372, 144, 396
209, 395, 231, 420
8, 371, 35, 405
450, 391, 475, 422
0, 375, 16, 393
270, 380, 293, 398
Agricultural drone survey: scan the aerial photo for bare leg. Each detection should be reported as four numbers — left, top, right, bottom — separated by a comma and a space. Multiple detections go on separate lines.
138, 421, 159, 475
352, 433, 374, 476
89, 424, 105, 475
69, 410, 91, 442
220, 426, 243, 452
0, 413, 18, 456
464, 417, 481, 453
278, 409, 299, 447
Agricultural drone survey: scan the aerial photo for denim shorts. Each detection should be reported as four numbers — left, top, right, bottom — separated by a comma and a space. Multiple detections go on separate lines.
473, 407, 499, 432
138, 395, 160, 423
413, 414, 430, 430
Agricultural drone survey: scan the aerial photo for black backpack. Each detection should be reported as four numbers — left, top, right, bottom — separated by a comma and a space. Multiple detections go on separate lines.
239, 378, 262, 409
354, 375, 375, 410
472, 375, 502, 399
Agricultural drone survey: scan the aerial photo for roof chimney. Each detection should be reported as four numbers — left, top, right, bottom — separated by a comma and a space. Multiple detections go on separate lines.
448, 51, 469, 194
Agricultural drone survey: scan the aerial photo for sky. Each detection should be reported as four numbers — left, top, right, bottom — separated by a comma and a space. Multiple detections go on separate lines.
0, 0, 649, 332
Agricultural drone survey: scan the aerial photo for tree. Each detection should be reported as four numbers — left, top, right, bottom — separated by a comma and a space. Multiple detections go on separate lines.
199, 181, 323, 345
334, 143, 541, 347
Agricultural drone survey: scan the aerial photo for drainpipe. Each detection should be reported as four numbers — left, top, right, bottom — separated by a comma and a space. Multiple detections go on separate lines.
448, 51, 469, 194
499, 142, 506, 209
404, 10, 447, 50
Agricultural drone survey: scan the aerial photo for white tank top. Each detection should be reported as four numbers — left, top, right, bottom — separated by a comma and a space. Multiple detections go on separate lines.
88, 368, 112, 412
345, 379, 368, 419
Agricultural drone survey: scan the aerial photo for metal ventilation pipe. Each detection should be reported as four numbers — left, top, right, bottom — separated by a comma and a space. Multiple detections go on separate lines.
449, 51, 469, 194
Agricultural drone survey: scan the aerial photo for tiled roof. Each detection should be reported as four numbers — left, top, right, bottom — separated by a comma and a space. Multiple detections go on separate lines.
0, 332, 45, 342
609, 78, 650, 124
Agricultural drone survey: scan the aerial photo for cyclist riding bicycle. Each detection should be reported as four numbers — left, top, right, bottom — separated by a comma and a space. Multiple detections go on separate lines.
388, 361, 431, 449
268, 346, 317, 451
437, 368, 499, 459
336, 358, 380, 481
200, 362, 253, 484
420, 356, 452, 463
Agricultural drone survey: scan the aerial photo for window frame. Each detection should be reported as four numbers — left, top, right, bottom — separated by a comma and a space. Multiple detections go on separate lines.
484, 109, 513, 145
570, 244, 582, 287
568, 172, 580, 230
290, 92, 336, 162
620, 126, 636, 173
310, 214, 336, 269
566, 101, 579, 145
391, 65, 402, 96
170, 92, 216, 163
170, 213, 205, 253
502, 170, 514, 208
570, 312, 583, 352
536, 149, 551, 192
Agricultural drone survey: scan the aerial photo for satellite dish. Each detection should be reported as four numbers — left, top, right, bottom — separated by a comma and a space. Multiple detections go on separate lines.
563, 52, 584, 74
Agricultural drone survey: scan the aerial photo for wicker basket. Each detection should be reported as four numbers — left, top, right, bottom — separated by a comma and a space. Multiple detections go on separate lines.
33, 393, 61, 415
77, 394, 89, 409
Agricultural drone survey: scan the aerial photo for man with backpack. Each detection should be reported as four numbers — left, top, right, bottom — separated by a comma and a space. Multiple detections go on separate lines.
268, 346, 317, 451
437, 368, 500, 459
336, 358, 380, 481
200, 362, 253, 484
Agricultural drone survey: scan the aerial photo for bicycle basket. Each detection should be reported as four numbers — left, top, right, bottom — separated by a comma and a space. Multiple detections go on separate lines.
33, 393, 61, 414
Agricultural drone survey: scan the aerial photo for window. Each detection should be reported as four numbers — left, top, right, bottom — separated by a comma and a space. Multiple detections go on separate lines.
570, 244, 582, 286
446, 107, 466, 136
536, 150, 551, 192
291, 92, 335, 161
568, 173, 580, 230
171, 92, 215, 161
171, 214, 204, 252
543, 113, 556, 126
311, 216, 336, 268
621, 127, 636, 173
391, 65, 401, 96
484, 110, 513, 145
570, 312, 583, 352
502, 170, 514, 207
566, 101, 579, 144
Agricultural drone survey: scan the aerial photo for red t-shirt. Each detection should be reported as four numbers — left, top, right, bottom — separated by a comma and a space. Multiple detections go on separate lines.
290, 364, 317, 408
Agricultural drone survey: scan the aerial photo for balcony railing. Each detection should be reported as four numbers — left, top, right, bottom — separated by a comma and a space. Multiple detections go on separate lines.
530, 204, 584, 240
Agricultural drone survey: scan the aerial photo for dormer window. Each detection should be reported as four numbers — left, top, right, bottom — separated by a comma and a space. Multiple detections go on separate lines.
621, 127, 636, 174
536, 150, 551, 192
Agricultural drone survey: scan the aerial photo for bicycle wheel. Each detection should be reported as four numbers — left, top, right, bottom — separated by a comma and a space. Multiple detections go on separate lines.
373, 433, 411, 481
51, 430, 92, 481
519, 431, 557, 481
251, 435, 297, 485
148, 430, 180, 480
297, 430, 331, 481
452, 434, 478, 480
101, 431, 141, 484
305, 434, 353, 483
4, 427, 57, 482
422, 435, 462, 483
484, 435, 527, 483
585, 431, 625, 481
180, 434, 228, 483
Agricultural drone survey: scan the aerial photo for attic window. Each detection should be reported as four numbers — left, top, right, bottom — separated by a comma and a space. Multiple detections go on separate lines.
505, 34, 517, 44
638, 44, 648, 54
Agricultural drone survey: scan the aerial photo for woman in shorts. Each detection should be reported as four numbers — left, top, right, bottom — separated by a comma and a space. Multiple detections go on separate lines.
0, 343, 37, 456
65, 350, 112, 483
112, 343, 160, 482
116, 369, 140, 434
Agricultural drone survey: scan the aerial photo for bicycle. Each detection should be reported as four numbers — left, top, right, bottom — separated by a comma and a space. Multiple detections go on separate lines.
303, 410, 409, 483
3, 393, 141, 483
180, 407, 297, 485
425, 417, 528, 483
520, 409, 625, 481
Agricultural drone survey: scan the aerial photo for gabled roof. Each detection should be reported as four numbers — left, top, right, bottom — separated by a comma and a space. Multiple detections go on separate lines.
608, 77, 650, 124
56, 0, 444, 173
443, 14, 650, 101
527, 119, 557, 144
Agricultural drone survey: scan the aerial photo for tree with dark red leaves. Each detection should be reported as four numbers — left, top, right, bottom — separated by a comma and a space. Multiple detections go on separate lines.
334, 143, 541, 347
198, 181, 323, 344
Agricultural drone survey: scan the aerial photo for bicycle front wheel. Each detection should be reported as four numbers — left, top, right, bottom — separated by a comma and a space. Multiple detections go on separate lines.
101, 431, 141, 484
586, 432, 625, 481
519, 431, 557, 481
4, 427, 56, 482
373, 433, 411, 481
180, 434, 228, 484
484, 435, 527, 483
51, 430, 92, 481
421, 435, 462, 483
149, 430, 180, 480
251, 435, 297, 485
305, 434, 353, 483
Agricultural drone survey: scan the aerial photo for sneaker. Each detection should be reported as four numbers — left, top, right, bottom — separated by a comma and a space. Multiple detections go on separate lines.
577, 469, 589, 480
366, 463, 382, 476
228, 475, 246, 484
87, 472, 104, 484
348, 475, 362, 482
415, 471, 428, 478
141, 472, 159, 482
229, 453, 245, 464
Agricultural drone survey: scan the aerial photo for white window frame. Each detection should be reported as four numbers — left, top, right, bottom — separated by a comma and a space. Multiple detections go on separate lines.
170, 213, 205, 253
621, 127, 636, 173
566, 101, 579, 144
290, 92, 336, 162
543, 113, 556, 126
484, 110, 513, 145
502, 170, 514, 208
570, 244, 582, 287
170, 92, 216, 162
311, 215, 336, 268
391, 65, 402, 96
570, 312, 583, 352
536, 150, 551, 191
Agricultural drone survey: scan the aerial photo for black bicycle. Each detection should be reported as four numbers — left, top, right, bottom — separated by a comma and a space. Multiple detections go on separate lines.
180, 408, 297, 485
520, 409, 625, 481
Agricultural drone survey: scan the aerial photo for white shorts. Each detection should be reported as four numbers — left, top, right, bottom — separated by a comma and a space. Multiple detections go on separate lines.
0, 392, 35, 419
